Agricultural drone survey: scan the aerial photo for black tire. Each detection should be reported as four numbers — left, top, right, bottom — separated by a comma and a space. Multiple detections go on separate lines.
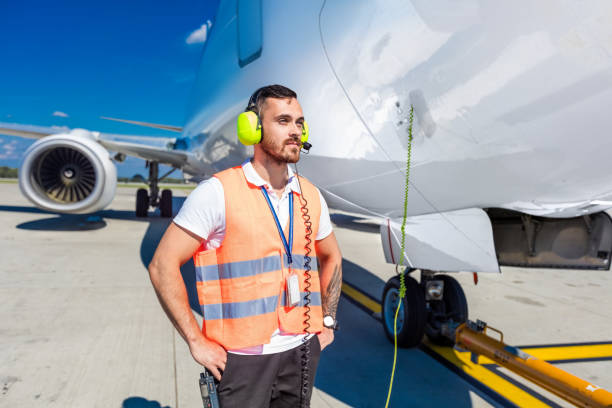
381, 275, 426, 348
160, 189, 172, 218
136, 188, 149, 217
425, 274, 468, 346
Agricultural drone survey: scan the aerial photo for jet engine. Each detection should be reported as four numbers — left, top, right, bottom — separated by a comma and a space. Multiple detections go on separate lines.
18, 130, 117, 214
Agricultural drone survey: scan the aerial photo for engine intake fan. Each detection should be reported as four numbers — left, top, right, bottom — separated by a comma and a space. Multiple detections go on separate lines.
19, 131, 117, 214
33, 146, 97, 203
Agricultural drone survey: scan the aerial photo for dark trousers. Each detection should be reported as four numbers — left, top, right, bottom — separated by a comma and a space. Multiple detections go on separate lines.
218, 335, 321, 408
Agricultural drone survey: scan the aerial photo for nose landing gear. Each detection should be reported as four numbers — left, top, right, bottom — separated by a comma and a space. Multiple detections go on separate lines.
381, 269, 468, 348
423, 272, 468, 347
135, 160, 177, 218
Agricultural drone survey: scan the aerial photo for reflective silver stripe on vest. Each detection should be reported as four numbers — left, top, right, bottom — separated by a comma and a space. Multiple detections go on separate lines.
202, 295, 279, 320
282, 254, 318, 272
280, 291, 321, 307
196, 255, 280, 282
196, 254, 318, 282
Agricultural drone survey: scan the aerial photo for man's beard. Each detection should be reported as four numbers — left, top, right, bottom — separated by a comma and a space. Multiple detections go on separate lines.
260, 136, 300, 164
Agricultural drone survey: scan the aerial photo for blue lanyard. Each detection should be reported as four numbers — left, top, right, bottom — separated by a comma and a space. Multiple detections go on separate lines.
261, 188, 293, 265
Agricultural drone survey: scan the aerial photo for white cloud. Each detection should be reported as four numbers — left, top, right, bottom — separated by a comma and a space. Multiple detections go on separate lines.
0, 140, 18, 159
186, 20, 212, 44
52, 111, 69, 118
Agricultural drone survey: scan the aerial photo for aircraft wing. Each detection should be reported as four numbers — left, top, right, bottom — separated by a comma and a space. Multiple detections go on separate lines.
97, 137, 189, 168
0, 121, 191, 168
0, 123, 65, 139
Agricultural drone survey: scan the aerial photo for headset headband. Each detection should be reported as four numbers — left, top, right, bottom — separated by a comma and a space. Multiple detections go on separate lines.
245, 88, 264, 113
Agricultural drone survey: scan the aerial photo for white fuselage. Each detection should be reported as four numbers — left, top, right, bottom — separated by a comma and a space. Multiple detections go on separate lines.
172, 0, 612, 275
180, 0, 612, 222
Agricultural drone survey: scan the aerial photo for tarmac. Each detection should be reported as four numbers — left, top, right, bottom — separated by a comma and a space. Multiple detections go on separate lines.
1, 181, 611, 408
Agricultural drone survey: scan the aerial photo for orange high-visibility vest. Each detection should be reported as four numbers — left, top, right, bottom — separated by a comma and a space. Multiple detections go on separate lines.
193, 166, 324, 350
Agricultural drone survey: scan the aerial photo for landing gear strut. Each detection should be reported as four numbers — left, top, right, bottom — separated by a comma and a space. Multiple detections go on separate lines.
381, 269, 468, 348
135, 161, 177, 218
423, 271, 468, 346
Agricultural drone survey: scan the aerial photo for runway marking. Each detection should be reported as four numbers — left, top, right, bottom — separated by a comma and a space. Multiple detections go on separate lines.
425, 342, 551, 408
340, 280, 612, 408
341, 282, 381, 314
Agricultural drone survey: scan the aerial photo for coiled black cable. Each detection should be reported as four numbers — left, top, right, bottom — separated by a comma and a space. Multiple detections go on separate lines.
294, 162, 313, 408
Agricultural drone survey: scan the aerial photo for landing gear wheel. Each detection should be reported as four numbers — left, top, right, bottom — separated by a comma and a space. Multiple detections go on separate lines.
425, 275, 468, 346
160, 189, 172, 218
136, 188, 149, 217
382, 274, 427, 348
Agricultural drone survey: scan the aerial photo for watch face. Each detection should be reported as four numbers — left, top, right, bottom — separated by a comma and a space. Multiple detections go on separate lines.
323, 316, 334, 326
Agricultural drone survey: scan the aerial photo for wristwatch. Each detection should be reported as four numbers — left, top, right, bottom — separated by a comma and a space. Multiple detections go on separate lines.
323, 315, 338, 330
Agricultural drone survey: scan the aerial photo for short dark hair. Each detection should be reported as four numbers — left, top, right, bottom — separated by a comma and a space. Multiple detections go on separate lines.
248, 84, 298, 117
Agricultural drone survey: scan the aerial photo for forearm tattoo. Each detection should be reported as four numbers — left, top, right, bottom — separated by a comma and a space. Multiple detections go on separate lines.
323, 264, 342, 319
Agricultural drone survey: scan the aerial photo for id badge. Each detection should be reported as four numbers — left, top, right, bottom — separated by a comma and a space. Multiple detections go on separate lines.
286, 273, 301, 307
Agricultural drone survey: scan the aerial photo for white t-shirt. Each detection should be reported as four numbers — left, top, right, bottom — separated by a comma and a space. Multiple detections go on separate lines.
173, 159, 332, 355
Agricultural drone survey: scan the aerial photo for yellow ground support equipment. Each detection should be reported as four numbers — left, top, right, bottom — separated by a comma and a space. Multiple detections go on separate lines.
444, 320, 612, 408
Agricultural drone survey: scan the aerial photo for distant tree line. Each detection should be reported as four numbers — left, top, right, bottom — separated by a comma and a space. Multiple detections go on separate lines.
0, 166, 18, 178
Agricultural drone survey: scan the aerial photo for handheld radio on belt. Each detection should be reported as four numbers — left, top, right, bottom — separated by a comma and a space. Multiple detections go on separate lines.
199, 370, 220, 408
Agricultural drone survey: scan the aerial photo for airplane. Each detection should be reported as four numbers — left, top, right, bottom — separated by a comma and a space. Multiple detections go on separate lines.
2, 0, 612, 348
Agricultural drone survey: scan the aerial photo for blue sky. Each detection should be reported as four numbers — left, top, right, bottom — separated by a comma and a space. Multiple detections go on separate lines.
0, 0, 220, 178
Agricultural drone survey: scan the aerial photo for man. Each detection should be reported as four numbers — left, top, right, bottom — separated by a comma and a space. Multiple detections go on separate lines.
148, 84, 342, 407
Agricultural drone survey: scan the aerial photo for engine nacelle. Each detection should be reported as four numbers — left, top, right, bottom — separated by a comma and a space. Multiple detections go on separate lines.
18, 130, 117, 214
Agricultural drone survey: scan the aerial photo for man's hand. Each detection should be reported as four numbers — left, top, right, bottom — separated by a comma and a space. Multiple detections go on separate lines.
189, 337, 227, 381
317, 327, 335, 351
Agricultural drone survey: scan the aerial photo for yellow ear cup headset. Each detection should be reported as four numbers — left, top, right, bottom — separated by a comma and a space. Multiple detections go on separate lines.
236, 88, 312, 151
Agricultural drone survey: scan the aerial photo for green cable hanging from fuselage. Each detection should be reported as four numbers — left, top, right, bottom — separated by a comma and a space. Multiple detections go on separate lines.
385, 105, 414, 408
